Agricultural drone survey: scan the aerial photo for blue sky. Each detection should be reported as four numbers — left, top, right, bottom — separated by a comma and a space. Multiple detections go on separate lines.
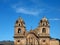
0, 0, 60, 41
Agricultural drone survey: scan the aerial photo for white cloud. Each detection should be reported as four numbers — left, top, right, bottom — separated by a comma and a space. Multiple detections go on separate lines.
15, 8, 40, 16
11, 0, 46, 16
12, 0, 60, 17
49, 18, 60, 21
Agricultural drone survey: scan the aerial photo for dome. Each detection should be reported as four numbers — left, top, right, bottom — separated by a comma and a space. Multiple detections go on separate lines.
42, 16, 48, 21
15, 17, 25, 27
16, 17, 25, 24
39, 16, 49, 27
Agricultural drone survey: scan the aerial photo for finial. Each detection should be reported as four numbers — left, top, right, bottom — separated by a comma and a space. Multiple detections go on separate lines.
42, 16, 47, 21
18, 16, 21, 19
18, 16, 23, 21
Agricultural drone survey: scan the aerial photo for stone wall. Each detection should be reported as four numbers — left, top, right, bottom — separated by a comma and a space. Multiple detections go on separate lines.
50, 39, 59, 45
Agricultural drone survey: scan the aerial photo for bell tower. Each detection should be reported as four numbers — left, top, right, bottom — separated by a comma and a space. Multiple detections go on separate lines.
38, 16, 50, 36
14, 17, 26, 45
38, 17, 50, 45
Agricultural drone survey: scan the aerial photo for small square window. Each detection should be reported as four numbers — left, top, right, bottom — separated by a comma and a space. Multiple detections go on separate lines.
43, 40, 45, 42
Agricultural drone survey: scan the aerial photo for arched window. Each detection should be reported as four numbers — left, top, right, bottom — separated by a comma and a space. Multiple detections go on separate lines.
19, 24, 20, 26
42, 28, 46, 33
43, 22, 46, 26
18, 28, 21, 33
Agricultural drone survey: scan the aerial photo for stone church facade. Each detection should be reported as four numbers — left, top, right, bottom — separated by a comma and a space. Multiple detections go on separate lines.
14, 17, 60, 45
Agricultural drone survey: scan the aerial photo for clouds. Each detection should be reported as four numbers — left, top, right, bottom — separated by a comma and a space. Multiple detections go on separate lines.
12, 0, 48, 16
49, 18, 60, 21
16, 8, 39, 16
16, 7, 43, 16
12, 3, 45, 16
12, 0, 60, 17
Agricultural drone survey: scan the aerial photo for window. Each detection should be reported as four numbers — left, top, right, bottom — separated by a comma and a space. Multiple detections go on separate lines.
19, 24, 20, 26
18, 28, 21, 33
42, 40, 46, 42
17, 40, 20, 42
42, 28, 46, 33
43, 22, 46, 26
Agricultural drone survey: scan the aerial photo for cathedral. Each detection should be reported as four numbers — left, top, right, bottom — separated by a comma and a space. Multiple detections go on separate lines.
14, 17, 60, 45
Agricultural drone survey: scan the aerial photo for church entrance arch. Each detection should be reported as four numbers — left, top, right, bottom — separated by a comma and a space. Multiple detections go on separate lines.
26, 32, 39, 45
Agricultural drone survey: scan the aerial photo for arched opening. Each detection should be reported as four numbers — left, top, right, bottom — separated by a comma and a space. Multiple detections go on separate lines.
43, 40, 46, 42
26, 33, 39, 45
42, 28, 46, 33
43, 22, 46, 26
19, 24, 20, 26
17, 40, 20, 42
18, 28, 21, 33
